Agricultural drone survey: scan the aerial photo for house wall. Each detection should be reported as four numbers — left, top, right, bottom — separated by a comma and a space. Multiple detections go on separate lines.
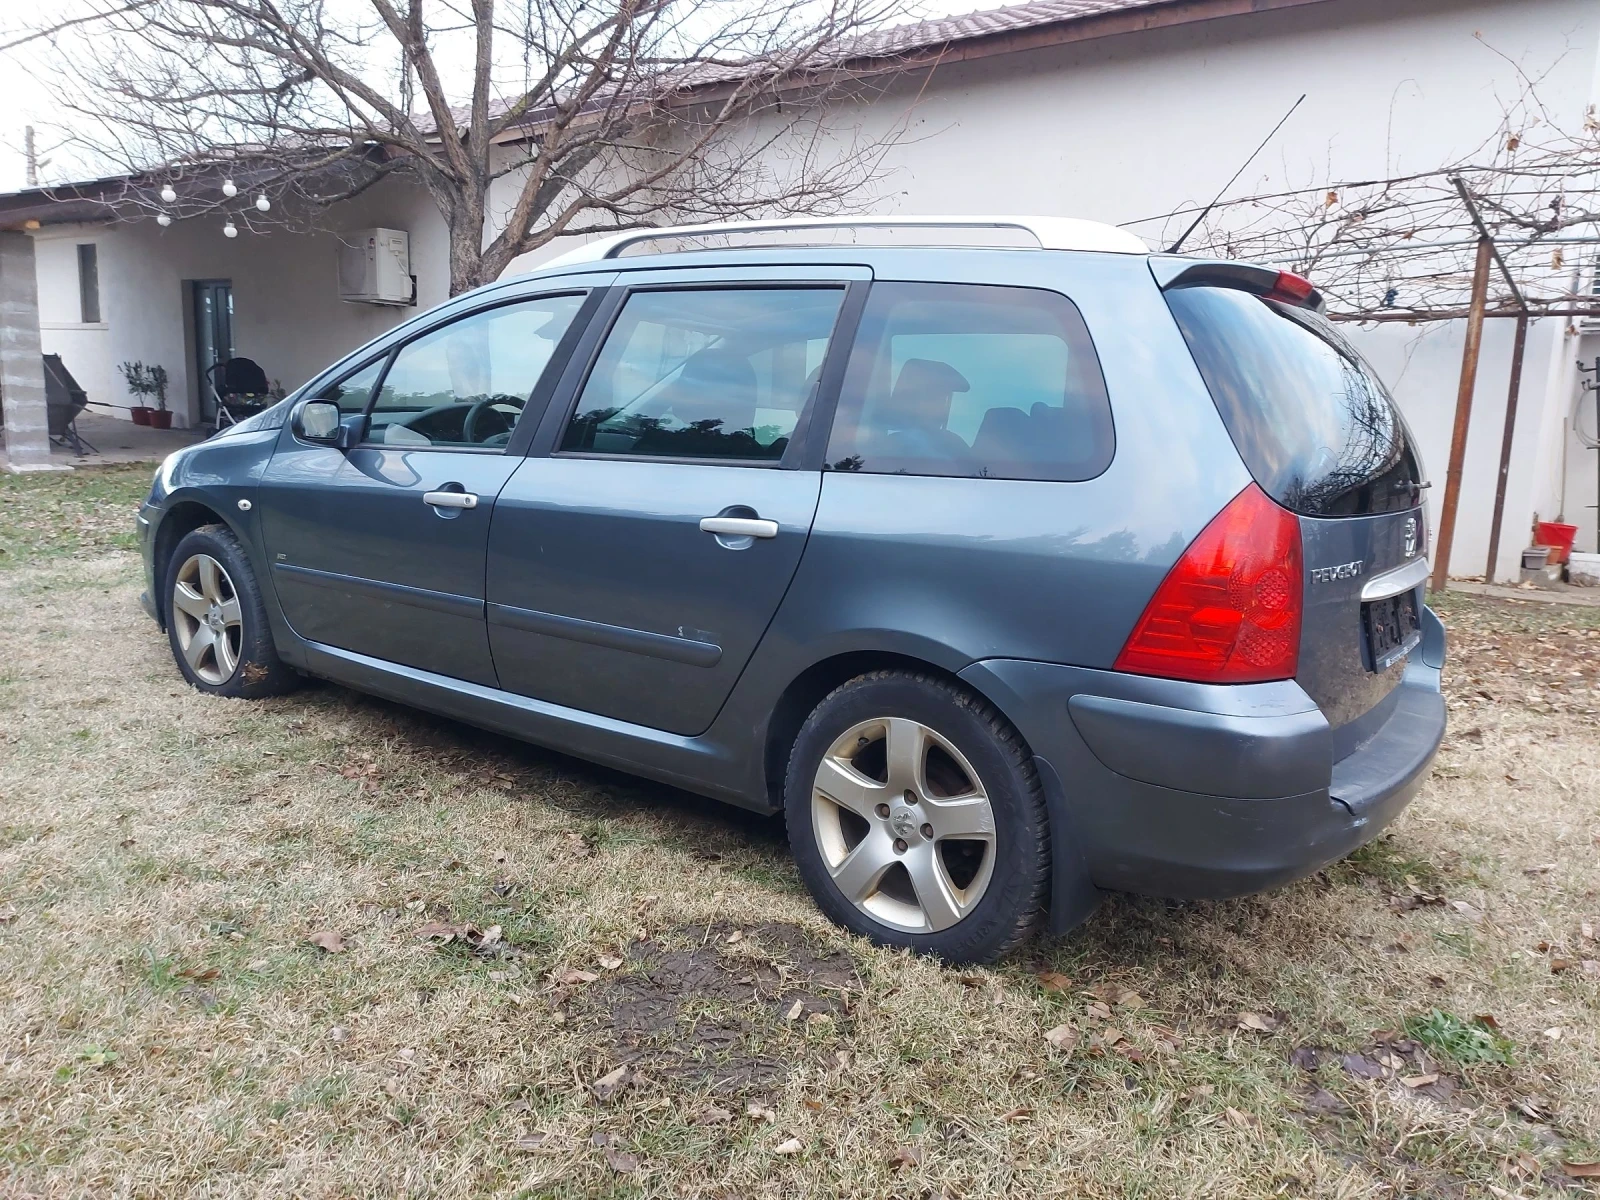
26, 0, 1600, 575
35, 177, 448, 428
670, 0, 1600, 580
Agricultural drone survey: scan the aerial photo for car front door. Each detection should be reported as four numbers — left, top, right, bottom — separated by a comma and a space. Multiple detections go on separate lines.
258, 281, 609, 686
486, 266, 870, 735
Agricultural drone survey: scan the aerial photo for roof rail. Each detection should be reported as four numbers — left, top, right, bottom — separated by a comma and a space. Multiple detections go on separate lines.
539, 214, 1149, 268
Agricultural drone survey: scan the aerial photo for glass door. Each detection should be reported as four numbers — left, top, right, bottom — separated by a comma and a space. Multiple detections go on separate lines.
193, 280, 234, 424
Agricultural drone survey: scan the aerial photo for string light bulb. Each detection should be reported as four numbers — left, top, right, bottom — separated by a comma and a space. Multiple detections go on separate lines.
159, 184, 177, 203
156, 213, 172, 227
255, 193, 270, 213
222, 218, 238, 239
221, 178, 238, 198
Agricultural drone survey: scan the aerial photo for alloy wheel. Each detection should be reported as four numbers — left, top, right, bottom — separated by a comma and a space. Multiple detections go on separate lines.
171, 553, 243, 685
810, 717, 997, 933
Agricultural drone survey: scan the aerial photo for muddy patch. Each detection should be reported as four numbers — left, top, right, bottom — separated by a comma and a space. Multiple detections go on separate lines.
569, 921, 861, 1093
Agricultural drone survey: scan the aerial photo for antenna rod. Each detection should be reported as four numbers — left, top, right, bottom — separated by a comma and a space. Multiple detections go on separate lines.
1167, 94, 1307, 254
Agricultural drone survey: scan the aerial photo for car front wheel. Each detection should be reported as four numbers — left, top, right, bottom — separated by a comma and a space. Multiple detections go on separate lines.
164, 524, 298, 698
784, 670, 1051, 963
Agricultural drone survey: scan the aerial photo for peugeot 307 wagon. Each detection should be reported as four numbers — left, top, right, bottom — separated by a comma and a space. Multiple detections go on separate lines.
137, 215, 1446, 963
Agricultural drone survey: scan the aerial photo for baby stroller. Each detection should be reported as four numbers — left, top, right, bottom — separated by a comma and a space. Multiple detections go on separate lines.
207, 357, 272, 430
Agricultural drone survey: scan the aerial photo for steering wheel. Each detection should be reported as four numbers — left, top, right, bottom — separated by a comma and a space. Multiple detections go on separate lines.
463, 395, 524, 444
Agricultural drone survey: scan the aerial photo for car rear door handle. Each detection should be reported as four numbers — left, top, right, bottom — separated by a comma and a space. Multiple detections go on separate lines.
699, 516, 778, 539
423, 490, 478, 509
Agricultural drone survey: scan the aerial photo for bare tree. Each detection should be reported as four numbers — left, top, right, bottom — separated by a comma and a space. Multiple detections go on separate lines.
27, 0, 907, 293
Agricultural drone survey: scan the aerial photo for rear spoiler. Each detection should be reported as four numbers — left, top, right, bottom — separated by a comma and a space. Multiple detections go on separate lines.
1148, 256, 1326, 315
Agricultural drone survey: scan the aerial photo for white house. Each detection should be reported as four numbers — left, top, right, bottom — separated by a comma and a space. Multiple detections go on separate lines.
2, 0, 1598, 582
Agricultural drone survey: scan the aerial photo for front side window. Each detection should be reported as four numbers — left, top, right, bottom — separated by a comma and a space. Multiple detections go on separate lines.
316, 357, 384, 413
365, 294, 585, 448
559, 287, 845, 462
826, 282, 1113, 481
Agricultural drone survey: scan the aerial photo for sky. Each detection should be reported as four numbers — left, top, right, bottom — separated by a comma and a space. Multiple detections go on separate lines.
0, 0, 973, 195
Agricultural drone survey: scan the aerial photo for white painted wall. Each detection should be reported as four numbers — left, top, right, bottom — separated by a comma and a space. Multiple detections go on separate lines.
35, 177, 447, 427
25, 0, 1600, 576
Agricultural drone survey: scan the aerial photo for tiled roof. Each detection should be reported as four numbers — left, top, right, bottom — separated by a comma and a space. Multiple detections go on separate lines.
837, 0, 1170, 62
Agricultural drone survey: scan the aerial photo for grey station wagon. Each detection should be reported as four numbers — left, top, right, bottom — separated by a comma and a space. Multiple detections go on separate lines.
138, 216, 1446, 963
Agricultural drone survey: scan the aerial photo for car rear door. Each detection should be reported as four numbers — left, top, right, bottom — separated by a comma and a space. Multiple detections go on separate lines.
258, 279, 611, 686
485, 265, 870, 735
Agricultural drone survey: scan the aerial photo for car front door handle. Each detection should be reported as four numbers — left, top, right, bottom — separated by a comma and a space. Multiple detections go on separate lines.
699, 516, 778, 539
423, 490, 478, 509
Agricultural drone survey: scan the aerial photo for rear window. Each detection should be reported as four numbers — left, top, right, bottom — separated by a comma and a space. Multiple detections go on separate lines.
1165, 285, 1422, 517
826, 282, 1113, 481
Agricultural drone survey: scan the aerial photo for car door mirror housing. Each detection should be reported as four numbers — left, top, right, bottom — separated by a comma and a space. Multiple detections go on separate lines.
294, 399, 364, 447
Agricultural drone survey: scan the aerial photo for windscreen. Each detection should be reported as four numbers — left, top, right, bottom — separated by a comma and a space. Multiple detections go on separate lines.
1165, 285, 1422, 517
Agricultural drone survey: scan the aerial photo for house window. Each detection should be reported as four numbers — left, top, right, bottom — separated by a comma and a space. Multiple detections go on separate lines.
77, 244, 100, 324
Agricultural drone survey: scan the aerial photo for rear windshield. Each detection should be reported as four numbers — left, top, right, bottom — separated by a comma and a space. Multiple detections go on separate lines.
1165, 285, 1422, 517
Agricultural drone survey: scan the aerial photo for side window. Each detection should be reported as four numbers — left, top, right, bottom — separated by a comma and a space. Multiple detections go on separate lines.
365, 293, 585, 448
826, 282, 1113, 481
316, 357, 385, 413
559, 287, 845, 462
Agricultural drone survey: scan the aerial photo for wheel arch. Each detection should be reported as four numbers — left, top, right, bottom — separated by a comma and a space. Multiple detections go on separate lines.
760, 649, 1020, 812
151, 498, 239, 627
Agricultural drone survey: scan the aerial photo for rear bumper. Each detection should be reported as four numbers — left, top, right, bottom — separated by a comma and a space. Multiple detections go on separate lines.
961, 607, 1446, 913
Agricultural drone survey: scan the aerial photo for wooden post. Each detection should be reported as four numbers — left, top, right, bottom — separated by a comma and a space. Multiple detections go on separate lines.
1484, 311, 1529, 584
1431, 236, 1493, 594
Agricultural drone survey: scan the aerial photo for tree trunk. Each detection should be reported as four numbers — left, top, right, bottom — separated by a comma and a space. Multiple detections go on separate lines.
447, 205, 491, 296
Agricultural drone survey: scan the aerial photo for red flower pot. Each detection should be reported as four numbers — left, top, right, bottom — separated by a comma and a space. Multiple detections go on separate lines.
129, 406, 153, 426
148, 409, 173, 430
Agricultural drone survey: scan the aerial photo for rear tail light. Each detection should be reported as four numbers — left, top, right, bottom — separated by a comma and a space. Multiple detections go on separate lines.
1114, 483, 1303, 684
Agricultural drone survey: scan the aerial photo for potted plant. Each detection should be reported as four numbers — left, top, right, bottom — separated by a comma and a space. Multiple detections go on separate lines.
147, 365, 172, 429
120, 360, 154, 425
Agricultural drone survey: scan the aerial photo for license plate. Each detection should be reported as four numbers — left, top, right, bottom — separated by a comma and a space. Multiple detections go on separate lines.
1363, 590, 1421, 672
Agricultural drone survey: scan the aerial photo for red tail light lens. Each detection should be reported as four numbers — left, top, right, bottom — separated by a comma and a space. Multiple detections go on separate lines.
1267, 270, 1317, 306
1114, 483, 1303, 683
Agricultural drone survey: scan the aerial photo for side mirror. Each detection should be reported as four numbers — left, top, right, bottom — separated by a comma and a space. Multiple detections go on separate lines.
294, 399, 363, 447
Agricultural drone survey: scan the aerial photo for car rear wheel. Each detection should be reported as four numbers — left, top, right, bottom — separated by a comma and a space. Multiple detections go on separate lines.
784, 670, 1050, 963
165, 524, 298, 699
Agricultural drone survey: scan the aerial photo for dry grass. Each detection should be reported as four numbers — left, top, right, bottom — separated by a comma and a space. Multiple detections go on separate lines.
1, 467, 1597, 1198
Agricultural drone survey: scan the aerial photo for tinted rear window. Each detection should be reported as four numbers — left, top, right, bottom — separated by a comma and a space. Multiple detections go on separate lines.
1165, 285, 1422, 516
826, 282, 1113, 481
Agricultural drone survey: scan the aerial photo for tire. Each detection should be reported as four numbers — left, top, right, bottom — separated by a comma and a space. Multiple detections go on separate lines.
164, 524, 298, 699
784, 670, 1051, 963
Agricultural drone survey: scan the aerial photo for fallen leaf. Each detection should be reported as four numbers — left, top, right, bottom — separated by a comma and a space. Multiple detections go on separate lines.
1289, 1046, 1321, 1071
1302, 1086, 1350, 1117
174, 966, 220, 982
692, 1104, 733, 1125
1564, 1162, 1600, 1178
1543, 1027, 1563, 1041
552, 967, 599, 986
1225, 1107, 1259, 1130
785, 999, 805, 1021
1551, 958, 1577, 974
773, 1137, 804, 1155
1503, 1152, 1540, 1179
1098, 1026, 1125, 1048
328, 1025, 349, 1043
480, 925, 502, 945
888, 1146, 921, 1169
746, 1101, 777, 1123
591, 1065, 632, 1102
512, 1132, 552, 1153
1085, 1001, 1112, 1020
1237, 1012, 1279, 1033
416, 921, 466, 942
1183, 1084, 1215, 1101
307, 930, 346, 953
0, 903, 17, 924
1035, 971, 1072, 992
1044, 1023, 1079, 1054
603, 1146, 640, 1173
1115, 989, 1144, 1010
1581, 922, 1595, 942
1000, 1105, 1033, 1122
1400, 1073, 1439, 1088
957, 973, 984, 987
725, 929, 743, 944
1523, 863, 1557, 876
597, 953, 623, 970
800, 1097, 823, 1112
1475, 1013, 1501, 1030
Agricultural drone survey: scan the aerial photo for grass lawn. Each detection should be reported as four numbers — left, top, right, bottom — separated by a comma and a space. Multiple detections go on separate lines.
1, 465, 1597, 1198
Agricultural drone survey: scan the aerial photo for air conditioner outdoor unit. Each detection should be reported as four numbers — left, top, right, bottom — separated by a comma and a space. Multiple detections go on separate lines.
338, 228, 413, 306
